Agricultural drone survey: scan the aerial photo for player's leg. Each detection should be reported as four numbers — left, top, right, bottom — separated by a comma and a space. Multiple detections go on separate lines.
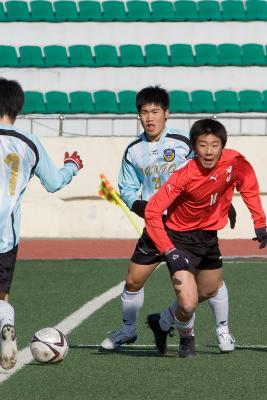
0, 246, 18, 369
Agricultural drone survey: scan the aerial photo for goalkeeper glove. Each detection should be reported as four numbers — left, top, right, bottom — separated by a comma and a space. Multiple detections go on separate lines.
253, 227, 267, 249
64, 151, 83, 170
164, 248, 190, 272
228, 203, 236, 229
131, 200, 148, 218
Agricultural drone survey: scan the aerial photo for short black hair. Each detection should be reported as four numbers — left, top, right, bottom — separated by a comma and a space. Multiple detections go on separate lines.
136, 86, 169, 112
190, 118, 227, 148
0, 78, 24, 120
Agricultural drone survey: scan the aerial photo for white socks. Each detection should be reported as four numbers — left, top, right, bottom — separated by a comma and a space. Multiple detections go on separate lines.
208, 282, 229, 335
0, 300, 14, 331
174, 313, 195, 337
121, 287, 144, 330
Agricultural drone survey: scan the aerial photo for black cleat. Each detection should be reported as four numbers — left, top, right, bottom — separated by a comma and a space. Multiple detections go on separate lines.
178, 336, 197, 358
147, 313, 174, 355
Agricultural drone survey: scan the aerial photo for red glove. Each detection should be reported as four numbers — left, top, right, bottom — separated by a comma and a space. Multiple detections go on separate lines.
64, 151, 83, 170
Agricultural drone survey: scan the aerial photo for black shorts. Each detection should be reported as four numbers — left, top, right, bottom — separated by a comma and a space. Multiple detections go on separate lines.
0, 246, 18, 293
131, 228, 164, 265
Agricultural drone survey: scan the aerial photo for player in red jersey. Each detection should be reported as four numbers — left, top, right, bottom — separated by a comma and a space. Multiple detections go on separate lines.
145, 118, 267, 357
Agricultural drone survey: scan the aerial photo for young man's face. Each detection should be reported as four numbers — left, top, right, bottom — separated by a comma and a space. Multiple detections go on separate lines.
194, 133, 223, 169
139, 103, 169, 142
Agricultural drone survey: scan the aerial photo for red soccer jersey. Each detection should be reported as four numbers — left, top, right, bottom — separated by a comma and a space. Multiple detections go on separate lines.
145, 148, 266, 254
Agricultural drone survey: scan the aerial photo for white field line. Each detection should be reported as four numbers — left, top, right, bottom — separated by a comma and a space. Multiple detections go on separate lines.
0, 280, 125, 384
71, 344, 267, 349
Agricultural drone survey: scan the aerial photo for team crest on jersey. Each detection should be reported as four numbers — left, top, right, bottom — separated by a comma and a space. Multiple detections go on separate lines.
163, 148, 175, 162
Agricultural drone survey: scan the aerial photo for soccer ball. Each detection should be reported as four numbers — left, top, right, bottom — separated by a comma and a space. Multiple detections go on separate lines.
30, 327, 69, 364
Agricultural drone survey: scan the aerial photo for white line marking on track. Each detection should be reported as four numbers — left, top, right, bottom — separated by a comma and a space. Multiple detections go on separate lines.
0, 280, 125, 384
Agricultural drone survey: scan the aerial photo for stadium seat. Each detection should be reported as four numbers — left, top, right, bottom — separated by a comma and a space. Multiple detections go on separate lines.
241, 44, 266, 66
169, 44, 195, 66
19, 46, 45, 67
174, 1, 198, 21
119, 44, 145, 66
127, 1, 151, 21
30, 1, 55, 22
69, 45, 95, 67
102, 1, 127, 21
195, 44, 219, 66
144, 44, 170, 66
151, 1, 175, 21
78, 1, 103, 21
261, 90, 267, 111
44, 45, 70, 67
239, 90, 264, 112
94, 90, 119, 113
221, 0, 246, 21
69, 91, 95, 113
94, 45, 120, 67
54, 1, 79, 21
246, 0, 267, 21
5, 1, 31, 21
22, 91, 47, 114
45, 91, 71, 113
214, 90, 240, 113
0, 3, 6, 22
118, 90, 137, 113
169, 90, 192, 113
197, 1, 222, 21
0, 45, 19, 67
191, 90, 216, 113
218, 43, 242, 65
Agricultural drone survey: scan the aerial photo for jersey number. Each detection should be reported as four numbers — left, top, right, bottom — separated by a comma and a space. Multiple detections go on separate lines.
5, 153, 20, 196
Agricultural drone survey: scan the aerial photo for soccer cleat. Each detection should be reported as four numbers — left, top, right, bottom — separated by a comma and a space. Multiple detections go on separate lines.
147, 313, 174, 355
99, 326, 137, 351
178, 336, 197, 358
217, 333, 235, 353
0, 324, 17, 370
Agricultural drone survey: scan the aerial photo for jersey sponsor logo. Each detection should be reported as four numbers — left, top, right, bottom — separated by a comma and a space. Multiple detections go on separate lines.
142, 162, 176, 177
163, 148, 175, 162
210, 175, 217, 181
149, 150, 158, 156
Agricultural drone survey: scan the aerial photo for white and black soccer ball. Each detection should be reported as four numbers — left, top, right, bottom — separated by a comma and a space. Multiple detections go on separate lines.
30, 327, 69, 364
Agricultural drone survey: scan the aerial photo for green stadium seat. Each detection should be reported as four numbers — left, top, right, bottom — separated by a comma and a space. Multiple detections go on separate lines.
144, 44, 170, 66
78, 1, 103, 21
44, 45, 70, 67
46, 91, 71, 113
261, 90, 267, 111
218, 43, 242, 65
174, 1, 198, 21
23, 91, 47, 114
19, 46, 45, 67
214, 90, 240, 112
246, 0, 267, 21
5, 1, 31, 21
221, 0, 246, 21
242, 44, 266, 66
239, 90, 264, 112
54, 1, 79, 21
94, 45, 120, 67
30, 1, 55, 22
69, 91, 95, 113
151, 1, 175, 21
198, 1, 222, 21
195, 44, 219, 66
0, 45, 19, 67
169, 90, 192, 113
119, 44, 145, 66
102, 1, 127, 21
170, 44, 195, 66
0, 3, 6, 21
69, 45, 95, 67
94, 90, 119, 113
191, 90, 216, 113
118, 90, 137, 113
127, 1, 151, 21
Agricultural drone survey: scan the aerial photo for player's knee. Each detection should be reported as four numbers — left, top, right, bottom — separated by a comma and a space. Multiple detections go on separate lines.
199, 288, 218, 300
125, 278, 143, 292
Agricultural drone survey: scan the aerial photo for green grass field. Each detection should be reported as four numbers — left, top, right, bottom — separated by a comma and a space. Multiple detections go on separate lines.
0, 259, 267, 400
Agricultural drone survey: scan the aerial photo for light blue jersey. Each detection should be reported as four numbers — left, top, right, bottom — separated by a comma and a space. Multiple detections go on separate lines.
119, 127, 192, 209
0, 124, 78, 253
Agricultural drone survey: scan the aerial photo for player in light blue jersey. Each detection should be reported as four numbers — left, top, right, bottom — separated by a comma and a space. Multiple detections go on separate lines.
100, 86, 236, 354
0, 78, 83, 369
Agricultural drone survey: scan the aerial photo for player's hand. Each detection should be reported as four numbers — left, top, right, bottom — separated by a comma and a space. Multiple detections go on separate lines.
164, 248, 190, 272
132, 200, 148, 218
64, 151, 83, 170
228, 203, 236, 229
253, 227, 267, 249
